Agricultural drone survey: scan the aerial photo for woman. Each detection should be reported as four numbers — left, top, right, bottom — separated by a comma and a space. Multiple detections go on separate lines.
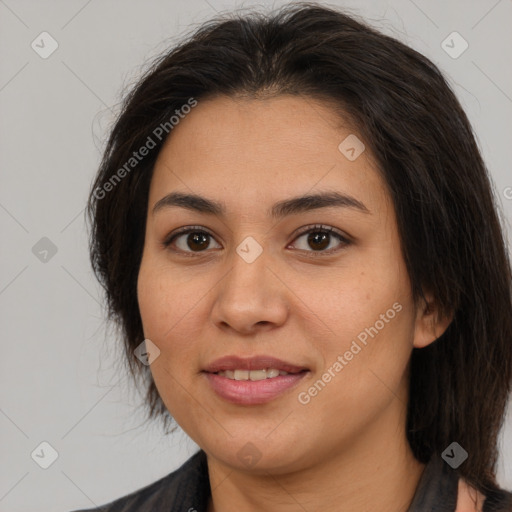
74, 2, 512, 511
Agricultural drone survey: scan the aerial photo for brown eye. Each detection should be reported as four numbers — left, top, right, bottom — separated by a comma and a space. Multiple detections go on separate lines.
164, 227, 221, 253
184, 232, 210, 251
291, 225, 350, 255
306, 231, 331, 251
163, 224, 350, 257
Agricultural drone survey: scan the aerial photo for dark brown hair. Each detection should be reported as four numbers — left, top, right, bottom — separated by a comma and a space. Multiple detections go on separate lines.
87, 1, 512, 496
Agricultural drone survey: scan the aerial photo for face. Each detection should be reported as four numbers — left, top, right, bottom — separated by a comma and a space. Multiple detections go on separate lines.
137, 94, 432, 473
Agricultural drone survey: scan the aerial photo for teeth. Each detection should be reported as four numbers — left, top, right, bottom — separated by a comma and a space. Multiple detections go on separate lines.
234, 369, 249, 380
217, 368, 288, 380
249, 370, 267, 381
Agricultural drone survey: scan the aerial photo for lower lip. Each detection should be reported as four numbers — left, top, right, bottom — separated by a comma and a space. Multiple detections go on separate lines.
203, 371, 308, 405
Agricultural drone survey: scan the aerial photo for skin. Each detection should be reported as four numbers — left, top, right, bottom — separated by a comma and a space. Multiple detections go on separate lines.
457, 480, 485, 512
137, 94, 474, 511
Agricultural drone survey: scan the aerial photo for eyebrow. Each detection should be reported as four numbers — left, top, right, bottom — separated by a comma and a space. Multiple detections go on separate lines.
152, 190, 370, 218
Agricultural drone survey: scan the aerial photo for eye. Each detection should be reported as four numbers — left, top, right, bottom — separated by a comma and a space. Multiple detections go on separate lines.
163, 226, 220, 255
162, 224, 350, 256
289, 224, 351, 255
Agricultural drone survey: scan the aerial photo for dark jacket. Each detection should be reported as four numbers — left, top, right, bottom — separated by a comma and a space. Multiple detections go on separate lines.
71, 450, 512, 511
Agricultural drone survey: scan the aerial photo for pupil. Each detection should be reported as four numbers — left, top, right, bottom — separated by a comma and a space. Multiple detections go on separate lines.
309, 232, 329, 251
188, 232, 208, 251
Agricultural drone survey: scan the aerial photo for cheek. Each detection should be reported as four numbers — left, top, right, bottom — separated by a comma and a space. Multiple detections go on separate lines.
295, 300, 414, 435
137, 256, 210, 367
137, 261, 169, 339
137, 260, 202, 415
295, 260, 415, 392
293, 261, 407, 342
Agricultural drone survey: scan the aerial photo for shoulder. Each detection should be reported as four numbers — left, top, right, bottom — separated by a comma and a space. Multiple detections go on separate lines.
457, 478, 512, 512
68, 450, 210, 512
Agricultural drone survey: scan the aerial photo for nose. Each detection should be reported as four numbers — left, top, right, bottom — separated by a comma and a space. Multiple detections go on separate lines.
210, 240, 290, 335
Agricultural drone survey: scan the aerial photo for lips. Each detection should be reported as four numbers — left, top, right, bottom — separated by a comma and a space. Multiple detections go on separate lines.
203, 355, 308, 374
202, 355, 310, 405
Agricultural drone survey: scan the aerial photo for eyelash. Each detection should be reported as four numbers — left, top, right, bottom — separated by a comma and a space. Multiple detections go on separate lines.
162, 224, 351, 257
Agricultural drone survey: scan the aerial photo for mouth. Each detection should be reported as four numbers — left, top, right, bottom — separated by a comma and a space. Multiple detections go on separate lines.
214, 368, 301, 381
202, 355, 310, 405
203, 355, 309, 374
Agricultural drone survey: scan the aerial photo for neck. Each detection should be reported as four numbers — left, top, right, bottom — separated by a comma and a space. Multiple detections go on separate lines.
206, 403, 426, 512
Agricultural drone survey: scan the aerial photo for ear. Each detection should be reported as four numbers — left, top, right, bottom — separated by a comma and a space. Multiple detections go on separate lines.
412, 291, 453, 349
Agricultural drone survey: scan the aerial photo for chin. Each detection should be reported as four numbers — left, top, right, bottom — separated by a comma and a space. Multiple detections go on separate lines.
205, 439, 312, 475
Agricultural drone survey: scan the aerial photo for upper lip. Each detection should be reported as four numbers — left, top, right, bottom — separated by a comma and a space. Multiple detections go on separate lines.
203, 355, 308, 374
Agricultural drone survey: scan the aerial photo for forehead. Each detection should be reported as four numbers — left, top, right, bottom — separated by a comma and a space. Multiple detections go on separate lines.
149, 94, 389, 215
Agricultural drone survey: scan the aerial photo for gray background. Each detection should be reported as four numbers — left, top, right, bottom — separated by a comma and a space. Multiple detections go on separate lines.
1, 0, 511, 510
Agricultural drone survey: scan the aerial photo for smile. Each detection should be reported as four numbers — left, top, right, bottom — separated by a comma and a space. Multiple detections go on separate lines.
215, 369, 289, 380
